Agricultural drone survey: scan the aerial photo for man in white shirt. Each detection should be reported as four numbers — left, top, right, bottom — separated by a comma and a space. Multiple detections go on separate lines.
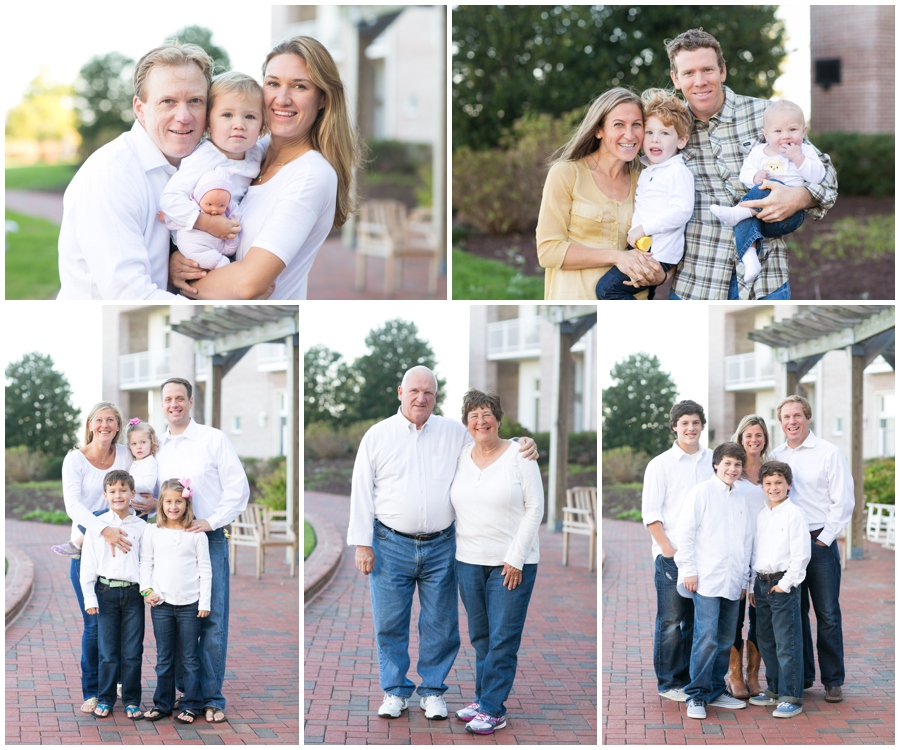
675, 442, 753, 719
156, 377, 250, 723
641, 400, 714, 702
770, 395, 854, 703
58, 42, 220, 300
348, 366, 536, 721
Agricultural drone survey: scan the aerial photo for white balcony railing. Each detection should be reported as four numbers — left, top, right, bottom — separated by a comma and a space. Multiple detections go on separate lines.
725, 352, 774, 390
487, 317, 541, 360
120, 349, 171, 389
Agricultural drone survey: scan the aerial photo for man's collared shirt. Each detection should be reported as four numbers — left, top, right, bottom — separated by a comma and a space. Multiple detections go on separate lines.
80, 509, 148, 610
770, 431, 854, 547
641, 441, 714, 560
157, 418, 250, 531
751, 498, 812, 594
675, 475, 753, 601
58, 121, 181, 300
347, 409, 470, 547
674, 86, 838, 300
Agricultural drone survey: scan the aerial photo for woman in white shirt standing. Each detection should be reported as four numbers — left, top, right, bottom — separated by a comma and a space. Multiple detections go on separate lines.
449, 390, 544, 736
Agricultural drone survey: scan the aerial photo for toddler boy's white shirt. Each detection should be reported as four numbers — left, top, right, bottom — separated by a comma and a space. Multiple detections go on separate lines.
674, 475, 753, 600
739, 142, 826, 189
80, 510, 148, 610
750, 498, 811, 593
630, 153, 695, 264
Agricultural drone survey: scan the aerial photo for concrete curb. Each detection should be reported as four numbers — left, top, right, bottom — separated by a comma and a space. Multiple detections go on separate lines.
304, 509, 343, 607
5, 544, 35, 627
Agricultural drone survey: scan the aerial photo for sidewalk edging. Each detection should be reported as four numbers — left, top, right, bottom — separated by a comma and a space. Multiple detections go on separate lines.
5, 544, 34, 627
304, 508, 343, 606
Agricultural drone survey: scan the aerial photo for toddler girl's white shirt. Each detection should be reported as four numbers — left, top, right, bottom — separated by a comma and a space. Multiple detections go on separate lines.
140, 525, 212, 610
80, 510, 148, 610
751, 498, 811, 593
129, 454, 158, 496
739, 142, 826, 189
630, 153, 695, 264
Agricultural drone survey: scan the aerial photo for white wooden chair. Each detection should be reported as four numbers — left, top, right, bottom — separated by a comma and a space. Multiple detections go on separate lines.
866, 503, 895, 543
562, 487, 598, 572
230, 504, 297, 579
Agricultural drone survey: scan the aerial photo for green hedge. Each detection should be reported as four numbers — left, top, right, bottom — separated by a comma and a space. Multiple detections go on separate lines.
531, 431, 597, 466
812, 132, 894, 197
864, 456, 894, 505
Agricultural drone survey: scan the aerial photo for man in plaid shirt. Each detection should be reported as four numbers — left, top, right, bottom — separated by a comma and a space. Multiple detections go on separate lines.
664, 29, 838, 300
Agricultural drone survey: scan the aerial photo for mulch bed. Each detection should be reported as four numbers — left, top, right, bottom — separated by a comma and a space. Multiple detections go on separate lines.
6, 483, 67, 522
459, 195, 894, 300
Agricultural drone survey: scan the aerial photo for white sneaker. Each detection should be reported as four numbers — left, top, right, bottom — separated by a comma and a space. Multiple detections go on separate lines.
420, 694, 448, 719
377, 694, 408, 718
659, 688, 688, 702
456, 702, 480, 721
709, 692, 746, 709
686, 697, 706, 719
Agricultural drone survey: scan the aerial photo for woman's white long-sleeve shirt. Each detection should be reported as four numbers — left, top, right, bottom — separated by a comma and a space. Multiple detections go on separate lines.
140, 525, 212, 610
62, 445, 133, 542
449, 442, 544, 569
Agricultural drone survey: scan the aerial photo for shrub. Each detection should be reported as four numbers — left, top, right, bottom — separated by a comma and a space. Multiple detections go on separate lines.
304, 421, 349, 459
367, 139, 432, 177
499, 420, 534, 441
240, 457, 264, 487
864, 456, 894, 505
257, 462, 287, 511
528, 431, 596, 466
602, 446, 651, 485
342, 419, 378, 453
22, 509, 70, 524
811, 132, 894, 197
6, 446, 49, 484
45, 455, 65, 480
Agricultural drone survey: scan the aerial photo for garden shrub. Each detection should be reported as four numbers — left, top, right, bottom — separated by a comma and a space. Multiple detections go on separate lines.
6, 446, 49, 483
528, 431, 596, 466
304, 421, 349, 459
864, 456, 894, 505
258, 462, 287, 511
602, 446, 651, 485
343, 419, 379, 453
811, 132, 894, 197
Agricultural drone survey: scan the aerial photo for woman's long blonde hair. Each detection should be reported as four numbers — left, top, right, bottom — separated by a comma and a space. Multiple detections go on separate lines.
263, 36, 361, 229
553, 87, 644, 166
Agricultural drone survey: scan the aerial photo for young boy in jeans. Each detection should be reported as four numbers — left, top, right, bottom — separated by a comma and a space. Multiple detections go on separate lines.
81, 470, 149, 719
675, 442, 753, 719
748, 461, 811, 718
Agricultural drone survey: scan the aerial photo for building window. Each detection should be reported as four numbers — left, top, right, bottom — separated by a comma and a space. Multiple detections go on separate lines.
232, 415, 242, 434
833, 417, 843, 436
878, 393, 895, 457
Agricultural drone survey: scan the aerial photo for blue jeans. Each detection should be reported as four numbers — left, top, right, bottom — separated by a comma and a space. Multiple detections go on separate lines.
595, 258, 675, 300
668, 280, 791, 300
732, 182, 806, 261
71, 557, 99, 700
152, 601, 202, 713
653, 555, 693, 691
754, 578, 803, 704
369, 520, 460, 698
685, 593, 740, 703
732, 595, 757, 651
95, 581, 144, 706
801, 540, 844, 687
456, 562, 537, 717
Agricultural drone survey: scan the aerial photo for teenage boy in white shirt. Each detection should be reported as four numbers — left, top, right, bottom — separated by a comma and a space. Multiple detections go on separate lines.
642, 400, 714, 702
748, 460, 811, 719
675, 442, 753, 719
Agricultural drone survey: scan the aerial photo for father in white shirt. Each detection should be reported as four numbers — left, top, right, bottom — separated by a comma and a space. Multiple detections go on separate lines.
347, 366, 536, 721
770, 395, 854, 703
58, 42, 220, 300
156, 377, 249, 723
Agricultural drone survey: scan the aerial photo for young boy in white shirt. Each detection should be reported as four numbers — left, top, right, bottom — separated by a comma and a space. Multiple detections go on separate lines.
748, 461, 811, 718
81, 470, 149, 720
675, 442, 753, 719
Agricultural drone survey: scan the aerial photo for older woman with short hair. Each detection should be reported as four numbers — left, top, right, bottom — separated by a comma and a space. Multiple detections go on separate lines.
449, 390, 544, 735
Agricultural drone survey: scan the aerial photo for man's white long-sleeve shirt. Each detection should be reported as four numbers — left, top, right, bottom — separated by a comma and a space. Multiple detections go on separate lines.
156, 419, 249, 531
770, 431, 854, 546
80, 510, 148, 610
641, 442, 714, 560
347, 410, 470, 546
674, 475, 753, 601
58, 122, 180, 300
751, 498, 811, 593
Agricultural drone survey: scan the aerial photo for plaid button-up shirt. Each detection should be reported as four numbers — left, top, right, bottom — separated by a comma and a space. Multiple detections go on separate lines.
673, 87, 838, 300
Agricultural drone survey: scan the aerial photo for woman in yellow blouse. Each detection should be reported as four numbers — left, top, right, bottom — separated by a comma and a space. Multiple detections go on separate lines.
536, 88, 665, 300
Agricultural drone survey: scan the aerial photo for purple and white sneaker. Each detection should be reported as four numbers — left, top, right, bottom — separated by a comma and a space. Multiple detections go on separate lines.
51, 541, 82, 559
455, 702, 480, 721
465, 712, 507, 735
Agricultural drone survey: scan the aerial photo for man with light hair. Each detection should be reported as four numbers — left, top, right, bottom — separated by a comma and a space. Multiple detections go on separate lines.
770, 395, 853, 703
58, 42, 216, 299
348, 366, 537, 721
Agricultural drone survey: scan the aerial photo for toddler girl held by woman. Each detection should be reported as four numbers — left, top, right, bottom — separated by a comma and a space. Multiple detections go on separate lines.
141, 479, 212, 724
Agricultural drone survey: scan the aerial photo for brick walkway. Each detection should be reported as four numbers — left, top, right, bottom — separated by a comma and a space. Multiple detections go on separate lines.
5, 519, 299, 745
602, 518, 895, 745
304, 492, 597, 745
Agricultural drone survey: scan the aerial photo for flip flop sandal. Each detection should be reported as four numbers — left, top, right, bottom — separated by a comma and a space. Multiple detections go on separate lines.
144, 707, 171, 722
205, 707, 227, 723
174, 709, 197, 724
81, 697, 99, 714
125, 705, 144, 720
93, 703, 113, 719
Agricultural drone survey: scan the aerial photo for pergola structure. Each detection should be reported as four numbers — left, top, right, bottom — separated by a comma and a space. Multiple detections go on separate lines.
749, 305, 895, 558
544, 306, 597, 531
172, 305, 300, 549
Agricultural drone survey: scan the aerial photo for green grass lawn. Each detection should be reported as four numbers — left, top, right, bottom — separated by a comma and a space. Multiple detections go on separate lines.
5, 210, 61, 299
5, 163, 77, 192
451, 248, 543, 300
304, 520, 316, 559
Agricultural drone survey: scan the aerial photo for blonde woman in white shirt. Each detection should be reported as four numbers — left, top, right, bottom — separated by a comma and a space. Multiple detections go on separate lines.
449, 390, 544, 736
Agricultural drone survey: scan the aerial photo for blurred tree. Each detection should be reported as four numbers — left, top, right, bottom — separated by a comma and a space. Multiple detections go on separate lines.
6, 353, 81, 457
304, 345, 360, 424
74, 52, 135, 161
5, 69, 79, 144
602, 352, 678, 457
353, 320, 446, 421
167, 25, 232, 75
453, 5, 786, 150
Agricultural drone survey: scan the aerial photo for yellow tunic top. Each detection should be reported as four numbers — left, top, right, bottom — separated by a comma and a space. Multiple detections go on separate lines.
536, 157, 646, 300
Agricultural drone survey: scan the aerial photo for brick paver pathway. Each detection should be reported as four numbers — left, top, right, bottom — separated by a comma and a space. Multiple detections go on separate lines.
305, 491, 597, 744
602, 518, 895, 745
6, 519, 299, 745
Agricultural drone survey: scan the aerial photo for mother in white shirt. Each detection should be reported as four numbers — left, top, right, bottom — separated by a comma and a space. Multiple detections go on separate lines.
449, 390, 544, 736
171, 36, 360, 300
